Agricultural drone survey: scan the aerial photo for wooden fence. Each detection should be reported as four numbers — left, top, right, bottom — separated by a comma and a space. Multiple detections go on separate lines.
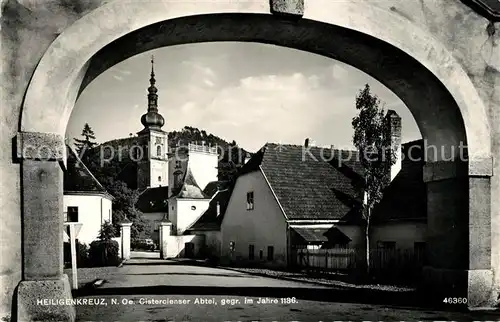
292, 247, 425, 281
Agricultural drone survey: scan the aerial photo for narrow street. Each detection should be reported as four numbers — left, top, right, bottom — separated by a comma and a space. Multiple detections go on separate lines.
73, 255, 500, 321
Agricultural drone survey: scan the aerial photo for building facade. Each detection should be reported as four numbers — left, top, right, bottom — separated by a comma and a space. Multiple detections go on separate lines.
63, 147, 114, 245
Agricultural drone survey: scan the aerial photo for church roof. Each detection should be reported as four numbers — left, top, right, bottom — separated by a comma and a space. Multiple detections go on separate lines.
63, 145, 113, 199
172, 166, 210, 199
237, 143, 365, 221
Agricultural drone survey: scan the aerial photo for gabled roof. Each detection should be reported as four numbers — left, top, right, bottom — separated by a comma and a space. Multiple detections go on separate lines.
373, 139, 426, 223
238, 143, 365, 221
136, 186, 170, 213
185, 188, 232, 232
64, 145, 113, 199
172, 166, 210, 199
203, 180, 231, 198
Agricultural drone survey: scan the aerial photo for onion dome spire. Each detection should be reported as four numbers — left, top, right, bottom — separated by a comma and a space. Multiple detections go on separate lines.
140, 55, 165, 130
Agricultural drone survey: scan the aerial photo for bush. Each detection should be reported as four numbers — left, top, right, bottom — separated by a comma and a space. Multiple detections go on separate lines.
88, 239, 120, 267
64, 240, 90, 268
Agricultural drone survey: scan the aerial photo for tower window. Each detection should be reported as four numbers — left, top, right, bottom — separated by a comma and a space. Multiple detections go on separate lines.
158, 176, 161, 182
156, 145, 162, 157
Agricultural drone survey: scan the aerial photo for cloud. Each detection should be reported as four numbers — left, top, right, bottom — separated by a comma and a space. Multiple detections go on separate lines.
181, 60, 216, 78
203, 79, 215, 87
111, 68, 132, 82
115, 69, 131, 75
331, 63, 351, 80
170, 72, 337, 151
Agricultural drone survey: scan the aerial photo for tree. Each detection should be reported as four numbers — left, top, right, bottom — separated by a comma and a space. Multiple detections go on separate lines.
106, 180, 146, 241
351, 84, 397, 276
74, 123, 97, 157
98, 220, 117, 241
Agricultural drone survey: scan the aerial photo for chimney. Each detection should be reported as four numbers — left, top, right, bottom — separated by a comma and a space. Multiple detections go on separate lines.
384, 110, 402, 183
304, 138, 309, 147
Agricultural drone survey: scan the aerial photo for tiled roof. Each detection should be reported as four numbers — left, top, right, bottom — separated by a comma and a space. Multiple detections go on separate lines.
373, 139, 426, 222
185, 188, 232, 232
136, 186, 170, 213
64, 146, 111, 198
239, 143, 365, 221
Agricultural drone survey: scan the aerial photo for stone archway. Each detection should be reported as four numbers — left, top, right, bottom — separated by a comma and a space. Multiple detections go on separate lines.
16, 0, 494, 320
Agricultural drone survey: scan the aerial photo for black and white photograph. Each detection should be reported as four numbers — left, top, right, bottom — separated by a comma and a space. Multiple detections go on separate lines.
1, 0, 500, 321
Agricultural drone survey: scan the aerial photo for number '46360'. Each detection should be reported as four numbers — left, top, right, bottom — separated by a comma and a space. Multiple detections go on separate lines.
443, 297, 467, 304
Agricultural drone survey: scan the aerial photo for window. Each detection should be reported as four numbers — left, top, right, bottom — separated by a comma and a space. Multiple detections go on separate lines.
191, 205, 196, 211
67, 207, 78, 222
259, 250, 263, 260
155, 137, 162, 144
249, 245, 255, 260
158, 176, 161, 182
246, 191, 254, 210
175, 160, 182, 169
267, 246, 274, 260
377, 241, 396, 250
156, 145, 162, 157
229, 241, 235, 252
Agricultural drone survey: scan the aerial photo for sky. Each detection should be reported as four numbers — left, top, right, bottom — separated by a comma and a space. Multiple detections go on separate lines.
67, 42, 421, 153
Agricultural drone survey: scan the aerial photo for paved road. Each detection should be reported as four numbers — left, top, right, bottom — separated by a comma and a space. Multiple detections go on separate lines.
75, 258, 500, 321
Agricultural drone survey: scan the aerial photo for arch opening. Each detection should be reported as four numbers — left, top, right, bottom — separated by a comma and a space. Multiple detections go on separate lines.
76, 13, 468, 164
17, 1, 495, 314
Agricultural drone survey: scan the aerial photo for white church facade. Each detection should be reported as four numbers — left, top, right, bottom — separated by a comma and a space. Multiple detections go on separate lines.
98, 57, 222, 257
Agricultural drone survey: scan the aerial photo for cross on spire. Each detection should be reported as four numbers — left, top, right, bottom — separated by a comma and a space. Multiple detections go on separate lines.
151, 55, 155, 76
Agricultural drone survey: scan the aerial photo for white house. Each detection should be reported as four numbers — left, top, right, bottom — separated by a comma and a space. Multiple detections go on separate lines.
63, 147, 114, 246
184, 182, 232, 258
219, 142, 369, 268
219, 110, 409, 268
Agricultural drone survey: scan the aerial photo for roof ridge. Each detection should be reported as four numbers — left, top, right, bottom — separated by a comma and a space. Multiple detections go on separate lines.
66, 145, 109, 194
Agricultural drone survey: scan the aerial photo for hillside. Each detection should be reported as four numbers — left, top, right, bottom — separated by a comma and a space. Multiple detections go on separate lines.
168, 126, 251, 155
80, 126, 251, 187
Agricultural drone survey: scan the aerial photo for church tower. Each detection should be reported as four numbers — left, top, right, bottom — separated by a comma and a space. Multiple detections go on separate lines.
136, 56, 169, 190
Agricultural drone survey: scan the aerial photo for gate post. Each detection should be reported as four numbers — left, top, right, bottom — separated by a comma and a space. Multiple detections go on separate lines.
14, 132, 75, 321
120, 220, 132, 260
423, 158, 495, 308
159, 221, 172, 259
